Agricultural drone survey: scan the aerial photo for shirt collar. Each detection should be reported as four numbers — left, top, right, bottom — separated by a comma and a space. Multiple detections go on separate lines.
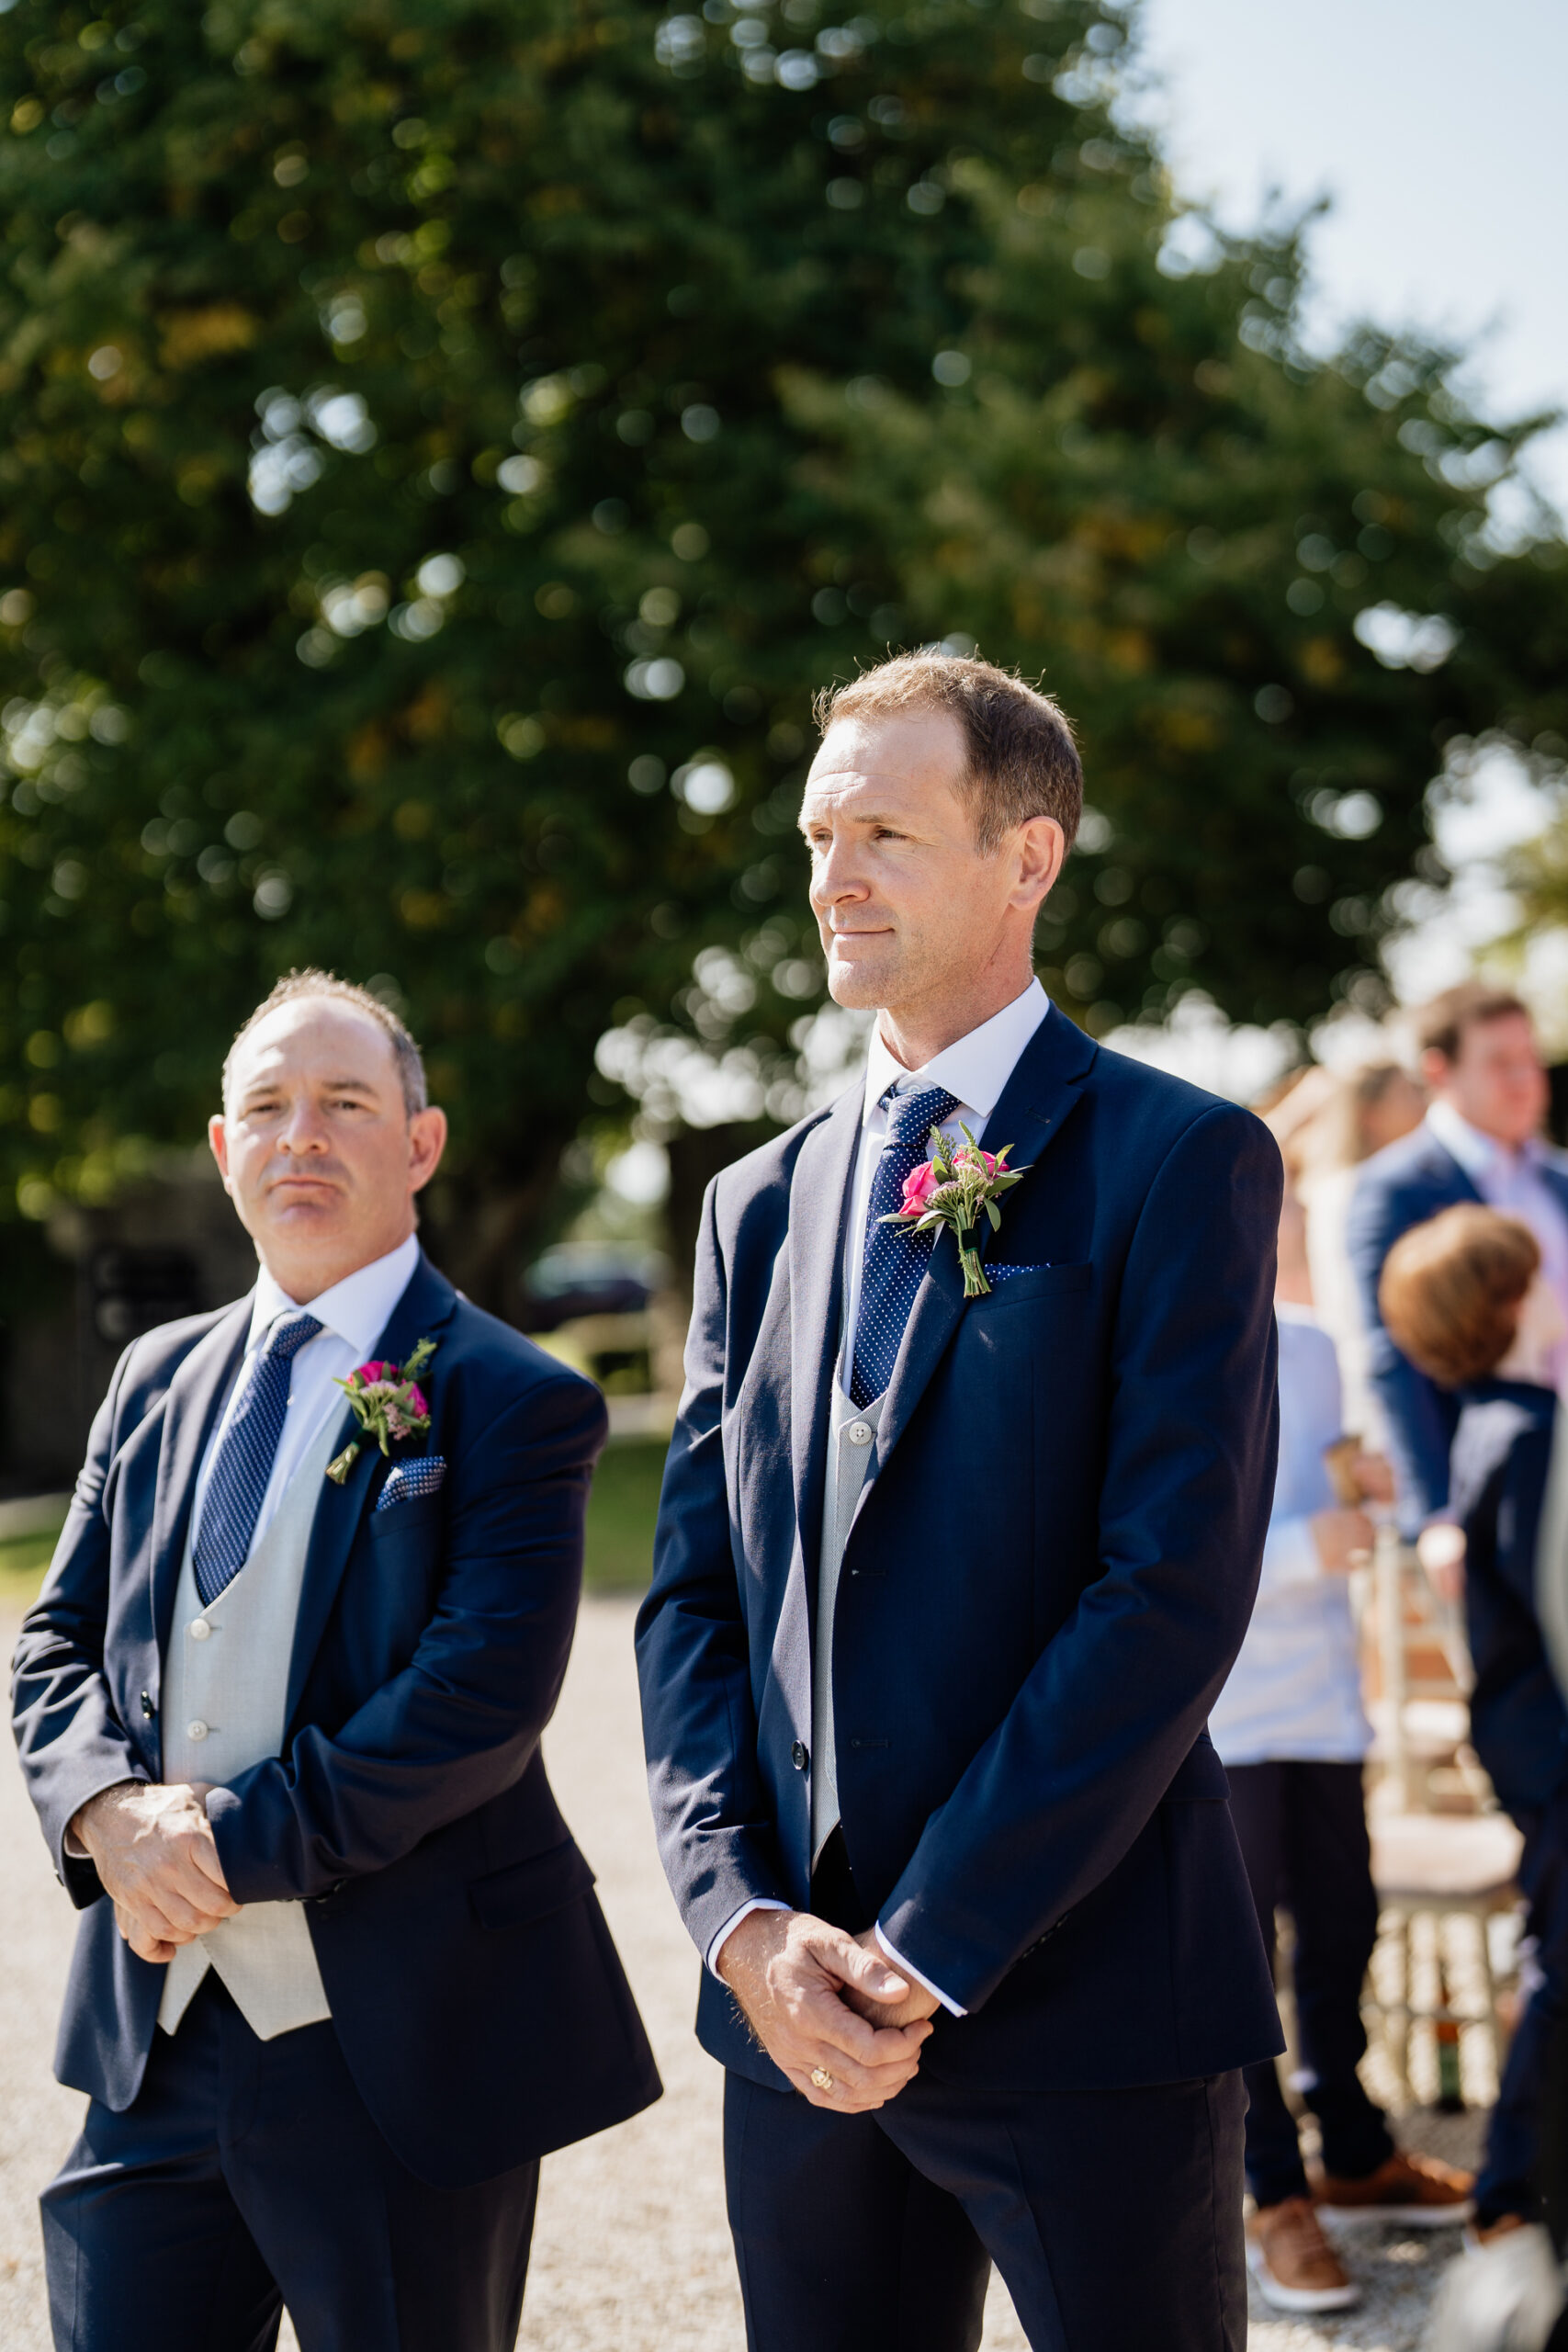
862, 978, 1051, 1129
1426, 1099, 1544, 1182
246, 1231, 422, 1360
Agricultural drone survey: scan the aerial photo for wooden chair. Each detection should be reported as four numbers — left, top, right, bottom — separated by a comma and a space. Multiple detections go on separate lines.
1366, 1809, 1523, 2103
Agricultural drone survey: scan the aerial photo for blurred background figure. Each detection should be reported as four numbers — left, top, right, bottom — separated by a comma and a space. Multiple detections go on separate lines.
1263, 1059, 1428, 1440
1213, 1185, 1473, 2317
1348, 985, 1568, 1537
1381, 1206, 1568, 2267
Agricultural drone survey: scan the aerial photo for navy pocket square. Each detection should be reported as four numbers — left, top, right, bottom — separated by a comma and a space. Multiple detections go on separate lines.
986, 1262, 1052, 1282
376, 1457, 446, 1511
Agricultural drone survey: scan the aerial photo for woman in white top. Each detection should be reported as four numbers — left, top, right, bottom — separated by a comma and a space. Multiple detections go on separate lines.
1214, 1190, 1473, 2313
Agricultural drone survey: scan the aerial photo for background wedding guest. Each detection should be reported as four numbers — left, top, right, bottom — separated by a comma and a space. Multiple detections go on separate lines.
1381, 1205, 1568, 2248
1214, 1186, 1472, 2317
1297, 1062, 1428, 1435
10, 972, 660, 2352
1348, 985, 1568, 1532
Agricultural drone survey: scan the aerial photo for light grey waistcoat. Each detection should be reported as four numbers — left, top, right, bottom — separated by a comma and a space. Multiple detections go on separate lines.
810, 1380, 886, 1866
157, 1412, 342, 2040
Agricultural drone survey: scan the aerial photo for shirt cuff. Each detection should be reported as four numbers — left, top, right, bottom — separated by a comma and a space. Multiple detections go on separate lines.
705, 1897, 791, 1980
875, 1924, 966, 2017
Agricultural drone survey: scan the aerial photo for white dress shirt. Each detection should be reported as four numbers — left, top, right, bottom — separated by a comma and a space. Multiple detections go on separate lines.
708, 982, 1054, 2011
1426, 1101, 1568, 1391
192, 1231, 423, 1551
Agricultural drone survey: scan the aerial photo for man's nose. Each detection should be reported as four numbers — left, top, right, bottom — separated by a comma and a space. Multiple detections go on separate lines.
277, 1102, 330, 1152
811, 838, 869, 908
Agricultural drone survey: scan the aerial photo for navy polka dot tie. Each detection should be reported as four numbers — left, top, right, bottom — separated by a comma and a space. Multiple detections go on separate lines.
850, 1086, 962, 1409
192, 1311, 323, 1605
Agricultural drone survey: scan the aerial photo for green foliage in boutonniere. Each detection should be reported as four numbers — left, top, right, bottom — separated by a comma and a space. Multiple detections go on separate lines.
325, 1337, 439, 1485
881, 1125, 1031, 1298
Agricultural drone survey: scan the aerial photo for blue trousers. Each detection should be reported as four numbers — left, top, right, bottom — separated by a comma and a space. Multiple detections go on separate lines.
1227, 1758, 1393, 2207
739, 1823, 1249, 2352
1476, 1796, 1568, 2226
724, 2066, 1248, 2352
41, 1975, 538, 2352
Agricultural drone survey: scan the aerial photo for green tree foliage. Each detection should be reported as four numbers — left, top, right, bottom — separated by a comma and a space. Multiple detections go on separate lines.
1, 0, 1565, 1305
1494, 736, 1568, 1028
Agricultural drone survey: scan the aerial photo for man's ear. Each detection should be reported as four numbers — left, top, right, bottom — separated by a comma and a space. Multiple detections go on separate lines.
209, 1114, 232, 1193
1014, 816, 1066, 913
408, 1105, 448, 1195
1420, 1047, 1450, 1093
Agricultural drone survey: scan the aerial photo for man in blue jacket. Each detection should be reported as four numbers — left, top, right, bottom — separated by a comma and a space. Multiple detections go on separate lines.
1347, 981, 1568, 1530
637, 653, 1284, 2351
1381, 1204, 1568, 2245
11, 970, 659, 2352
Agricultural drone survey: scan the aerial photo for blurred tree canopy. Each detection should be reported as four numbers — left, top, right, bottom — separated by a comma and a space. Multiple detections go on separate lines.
2, 0, 1566, 1307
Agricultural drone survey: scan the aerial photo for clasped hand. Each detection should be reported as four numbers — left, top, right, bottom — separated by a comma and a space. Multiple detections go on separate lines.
72, 1781, 238, 1965
717, 1909, 938, 2113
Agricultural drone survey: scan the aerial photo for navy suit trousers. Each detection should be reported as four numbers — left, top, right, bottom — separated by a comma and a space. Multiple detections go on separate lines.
723, 2068, 1248, 2352
718, 1829, 1249, 2352
1477, 1794, 1568, 2224
40, 1977, 538, 2352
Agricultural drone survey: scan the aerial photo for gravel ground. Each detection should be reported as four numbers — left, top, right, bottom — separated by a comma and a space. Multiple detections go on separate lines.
0, 1597, 1483, 2350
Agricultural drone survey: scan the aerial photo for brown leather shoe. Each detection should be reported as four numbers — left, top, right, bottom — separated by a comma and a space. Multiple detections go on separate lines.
1247, 2197, 1360, 2312
1309, 2148, 1475, 2225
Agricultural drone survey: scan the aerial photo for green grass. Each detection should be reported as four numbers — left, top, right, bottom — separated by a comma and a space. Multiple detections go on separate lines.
582, 1438, 665, 1592
0, 1519, 66, 1606
0, 1444, 665, 1610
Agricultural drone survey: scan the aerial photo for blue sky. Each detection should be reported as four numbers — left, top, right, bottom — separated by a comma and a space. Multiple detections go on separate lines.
1135, 0, 1568, 515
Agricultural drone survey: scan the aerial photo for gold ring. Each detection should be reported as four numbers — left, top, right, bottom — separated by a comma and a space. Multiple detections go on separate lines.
810, 2067, 834, 2092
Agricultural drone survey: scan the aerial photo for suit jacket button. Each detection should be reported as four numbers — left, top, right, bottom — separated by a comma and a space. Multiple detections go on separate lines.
140, 1691, 156, 1720
791, 1740, 808, 1771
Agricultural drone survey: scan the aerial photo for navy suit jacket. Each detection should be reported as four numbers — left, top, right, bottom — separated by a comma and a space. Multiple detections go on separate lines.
1347, 1124, 1568, 1529
637, 1011, 1285, 2094
11, 1250, 660, 2188
1449, 1379, 1568, 1819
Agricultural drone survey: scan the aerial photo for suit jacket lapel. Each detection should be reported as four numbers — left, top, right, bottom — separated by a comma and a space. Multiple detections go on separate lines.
1423, 1131, 1483, 1205
151, 1297, 253, 1662
786, 1085, 863, 1576
868, 1010, 1099, 1486
284, 1249, 458, 1729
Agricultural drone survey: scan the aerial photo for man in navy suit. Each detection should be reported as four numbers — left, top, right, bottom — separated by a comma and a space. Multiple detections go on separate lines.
1347, 981, 1568, 1531
12, 970, 659, 2352
636, 653, 1284, 2350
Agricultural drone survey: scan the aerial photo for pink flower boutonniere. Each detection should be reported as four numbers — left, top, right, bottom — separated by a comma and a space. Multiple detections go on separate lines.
881, 1124, 1031, 1298
326, 1337, 439, 1485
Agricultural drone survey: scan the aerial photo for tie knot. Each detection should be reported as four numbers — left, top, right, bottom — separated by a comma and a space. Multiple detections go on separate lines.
264, 1310, 322, 1363
886, 1086, 960, 1151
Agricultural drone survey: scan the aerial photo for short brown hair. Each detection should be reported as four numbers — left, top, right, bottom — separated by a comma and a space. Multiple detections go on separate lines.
223, 969, 427, 1114
815, 652, 1083, 854
1415, 980, 1530, 1065
1379, 1204, 1540, 1387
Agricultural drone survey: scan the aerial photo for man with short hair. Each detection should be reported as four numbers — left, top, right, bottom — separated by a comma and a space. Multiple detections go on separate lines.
1348, 980, 1568, 1529
13, 969, 660, 2352
637, 653, 1284, 2350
